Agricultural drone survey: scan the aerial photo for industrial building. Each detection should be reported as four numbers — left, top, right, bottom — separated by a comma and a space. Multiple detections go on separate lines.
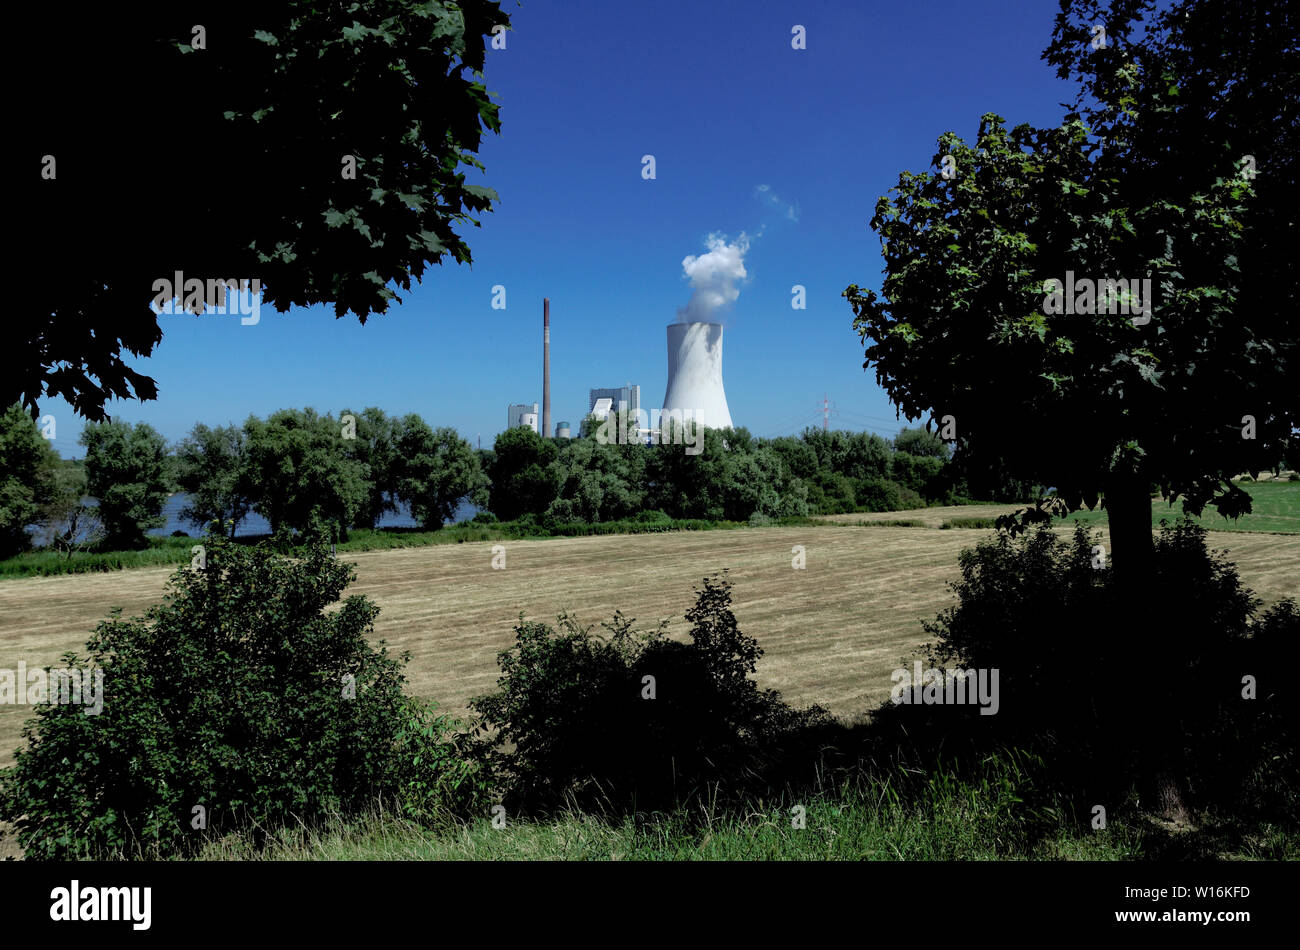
507, 402, 539, 433
589, 384, 641, 418
512, 299, 734, 445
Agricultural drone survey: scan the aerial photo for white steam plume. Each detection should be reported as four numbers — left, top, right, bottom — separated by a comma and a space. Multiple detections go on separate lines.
675, 231, 752, 324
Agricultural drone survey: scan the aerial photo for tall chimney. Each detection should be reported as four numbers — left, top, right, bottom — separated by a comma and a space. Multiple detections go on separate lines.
542, 298, 552, 438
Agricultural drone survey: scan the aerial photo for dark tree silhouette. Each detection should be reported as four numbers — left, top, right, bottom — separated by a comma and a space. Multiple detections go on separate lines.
14, 0, 509, 420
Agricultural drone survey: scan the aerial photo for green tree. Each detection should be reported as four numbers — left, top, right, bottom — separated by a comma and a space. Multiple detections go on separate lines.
645, 426, 730, 520
758, 446, 810, 518
0, 404, 62, 557
244, 409, 369, 538
577, 413, 606, 439
41, 472, 104, 561
844, 0, 1297, 817
0, 533, 485, 858
767, 435, 820, 481
889, 451, 945, 499
393, 416, 482, 528
845, 108, 1254, 583
174, 422, 253, 538
80, 420, 170, 549
341, 407, 401, 529
486, 426, 561, 522
13, 0, 509, 422
546, 438, 647, 523
1043, 0, 1296, 448
800, 428, 891, 481
894, 426, 951, 461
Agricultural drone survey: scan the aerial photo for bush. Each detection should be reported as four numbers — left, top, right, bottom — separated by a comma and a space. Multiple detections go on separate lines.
541, 497, 579, 530
470, 510, 499, 525
0, 533, 486, 858
895, 485, 925, 508
853, 477, 903, 512
912, 520, 1299, 817
939, 517, 999, 529
748, 512, 773, 526
470, 573, 831, 813
808, 472, 858, 514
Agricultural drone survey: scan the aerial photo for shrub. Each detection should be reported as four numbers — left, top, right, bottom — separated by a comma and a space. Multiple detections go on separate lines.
541, 497, 579, 529
634, 509, 672, 524
470, 510, 499, 525
853, 477, 903, 512
912, 520, 1298, 816
808, 472, 858, 514
0, 533, 486, 858
470, 573, 831, 813
748, 512, 773, 526
895, 485, 925, 508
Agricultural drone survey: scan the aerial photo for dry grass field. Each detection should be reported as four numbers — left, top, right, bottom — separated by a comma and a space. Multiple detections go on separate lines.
816, 504, 1029, 528
3, 516, 1298, 776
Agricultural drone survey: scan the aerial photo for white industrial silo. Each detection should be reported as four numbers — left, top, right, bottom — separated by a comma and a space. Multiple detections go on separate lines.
661, 322, 732, 430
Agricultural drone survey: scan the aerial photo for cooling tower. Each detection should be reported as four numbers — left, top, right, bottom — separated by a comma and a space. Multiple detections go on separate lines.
661, 322, 732, 430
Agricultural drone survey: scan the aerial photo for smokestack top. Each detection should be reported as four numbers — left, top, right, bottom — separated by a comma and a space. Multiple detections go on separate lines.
542, 298, 552, 438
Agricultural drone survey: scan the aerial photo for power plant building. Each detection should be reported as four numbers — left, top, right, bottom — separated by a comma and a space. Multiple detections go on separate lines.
507, 402, 539, 433
589, 384, 641, 417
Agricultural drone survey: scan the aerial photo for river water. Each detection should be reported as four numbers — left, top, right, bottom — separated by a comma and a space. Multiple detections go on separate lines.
28, 494, 478, 545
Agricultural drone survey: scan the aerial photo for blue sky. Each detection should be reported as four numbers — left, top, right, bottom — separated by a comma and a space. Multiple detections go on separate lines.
49, 0, 1081, 457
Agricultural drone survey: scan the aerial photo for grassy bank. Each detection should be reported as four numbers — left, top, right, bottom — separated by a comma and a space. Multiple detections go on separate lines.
0, 509, 918, 580
1057, 480, 1300, 535
0, 535, 199, 578
0, 516, 738, 579
191, 763, 1294, 862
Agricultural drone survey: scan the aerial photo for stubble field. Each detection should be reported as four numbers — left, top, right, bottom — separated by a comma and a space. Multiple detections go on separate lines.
3, 515, 1298, 773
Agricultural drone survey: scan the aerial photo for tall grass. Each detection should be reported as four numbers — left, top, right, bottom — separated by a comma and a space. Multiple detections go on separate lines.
0, 535, 198, 578
189, 756, 1159, 862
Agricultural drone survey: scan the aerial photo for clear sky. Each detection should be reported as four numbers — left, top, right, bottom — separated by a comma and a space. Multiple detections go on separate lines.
48, 0, 1081, 457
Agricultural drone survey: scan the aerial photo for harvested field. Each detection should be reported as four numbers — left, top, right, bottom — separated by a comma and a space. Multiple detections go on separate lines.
2, 521, 1297, 771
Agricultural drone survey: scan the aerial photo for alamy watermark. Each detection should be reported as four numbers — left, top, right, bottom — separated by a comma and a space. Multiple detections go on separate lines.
890, 662, 1000, 716
50, 880, 151, 930
1042, 271, 1152, 325
0, 662, 103, 716
150, 272, 262, 325
594, 407, 705, 456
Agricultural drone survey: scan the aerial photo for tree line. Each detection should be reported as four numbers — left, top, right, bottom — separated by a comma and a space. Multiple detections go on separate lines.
0, 405, 482, 556
2, 401, 1035, 558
